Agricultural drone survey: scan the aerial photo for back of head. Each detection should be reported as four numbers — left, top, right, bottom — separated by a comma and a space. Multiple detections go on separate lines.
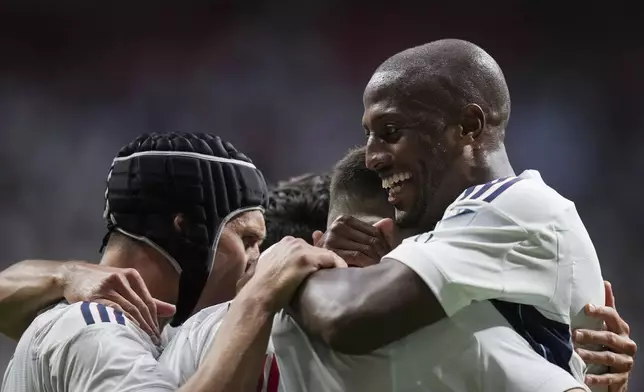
373, 39, 511, 140
329, 147, 392, 226
261, 173, 330, 251
103, 133, 268, 325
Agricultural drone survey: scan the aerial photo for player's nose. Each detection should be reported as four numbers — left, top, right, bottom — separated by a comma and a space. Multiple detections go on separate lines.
366, 139, 393, 173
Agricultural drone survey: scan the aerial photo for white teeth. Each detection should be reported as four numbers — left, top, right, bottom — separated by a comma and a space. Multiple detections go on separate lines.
381, 172, 413, 189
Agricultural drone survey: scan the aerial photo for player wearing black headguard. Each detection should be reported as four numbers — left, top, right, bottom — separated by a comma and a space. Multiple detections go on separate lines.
2, 133, 346, 392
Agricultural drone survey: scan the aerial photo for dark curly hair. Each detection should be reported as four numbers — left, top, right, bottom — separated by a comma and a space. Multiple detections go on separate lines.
261, 173, 330, 251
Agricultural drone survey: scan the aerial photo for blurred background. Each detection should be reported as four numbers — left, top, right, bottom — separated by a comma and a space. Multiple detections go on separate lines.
0, 0, 642, 388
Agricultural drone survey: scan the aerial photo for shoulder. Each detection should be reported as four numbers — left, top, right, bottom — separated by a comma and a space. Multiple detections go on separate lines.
53, 301, 130, 335
180, 301, 231, 340
160, 301, 231, 371
36, 301, 153, 358
447, 171, 573, 228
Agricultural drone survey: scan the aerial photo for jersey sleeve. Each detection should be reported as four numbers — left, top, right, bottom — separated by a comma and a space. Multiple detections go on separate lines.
476, 322, 588, 392
40, 303, 176, 392
385, 177, 563, 318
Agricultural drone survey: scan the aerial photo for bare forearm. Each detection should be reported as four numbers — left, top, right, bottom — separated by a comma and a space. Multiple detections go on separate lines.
291, 259, 443, 354
180, 285, 274, 392
0, 260, 68, 340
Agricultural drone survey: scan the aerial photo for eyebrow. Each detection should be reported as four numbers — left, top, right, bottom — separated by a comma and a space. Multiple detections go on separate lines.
245, 226, 266, 242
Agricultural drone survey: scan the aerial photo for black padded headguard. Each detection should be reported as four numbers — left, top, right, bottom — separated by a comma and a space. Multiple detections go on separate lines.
102, 133, 268, 326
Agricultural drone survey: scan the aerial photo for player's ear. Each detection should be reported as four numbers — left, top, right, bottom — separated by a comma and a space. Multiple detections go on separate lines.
458, 103, 485, 143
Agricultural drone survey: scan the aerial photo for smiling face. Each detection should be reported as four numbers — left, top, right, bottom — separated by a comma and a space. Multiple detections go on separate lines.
362, 71, 466, 231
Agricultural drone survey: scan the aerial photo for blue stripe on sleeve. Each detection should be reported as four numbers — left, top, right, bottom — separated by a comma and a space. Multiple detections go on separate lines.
80, 301, 95, 325
96, 303, 111, 323
483, 177, 522, 202
114, 310, 126, 325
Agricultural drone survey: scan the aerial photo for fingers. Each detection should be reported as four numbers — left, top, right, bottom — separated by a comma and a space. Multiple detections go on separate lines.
107, 280, 159, 342
575, 347, 634, 371
327, 252, 348, 269
327, 216, 388, 258
333, 250, 379, 268
342, 216, 391, 255
312, 230, 324, 246
574, 329, 637, 357
373, 218, 396, 248
584, 304, 630, 335
120, 270, 160, 338
124, 269, 160, 334
154, 299, 176, 318
327, 234, 381, 261
98, 293, 158, 344
585, 372, 629, 388
604, 280, 616, 309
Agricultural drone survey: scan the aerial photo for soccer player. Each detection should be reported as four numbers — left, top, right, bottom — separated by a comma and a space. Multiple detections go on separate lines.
1, 132, 346, 392
275, 39, 622, 391
318, 147, 635, 391
0, 172, 331, 341
152, 146, 634, 392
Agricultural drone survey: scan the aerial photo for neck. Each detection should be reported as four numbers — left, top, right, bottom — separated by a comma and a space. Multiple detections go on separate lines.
469, 143, 515, 185
100, 241, 179, 304
399, 143, 516, 240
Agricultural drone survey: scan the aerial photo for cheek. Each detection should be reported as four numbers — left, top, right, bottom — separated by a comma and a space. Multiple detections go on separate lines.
212, 237, 248, 277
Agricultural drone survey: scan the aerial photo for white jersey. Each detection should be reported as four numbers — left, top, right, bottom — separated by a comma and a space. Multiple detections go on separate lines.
272, 170, 605, 392
2, 301, 176, 392
158, 300, 280, 392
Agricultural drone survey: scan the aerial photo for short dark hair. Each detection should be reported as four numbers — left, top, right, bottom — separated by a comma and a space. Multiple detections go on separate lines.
328, 147, 390, 226
261, 173, 330, 251
329, 147, 382, 201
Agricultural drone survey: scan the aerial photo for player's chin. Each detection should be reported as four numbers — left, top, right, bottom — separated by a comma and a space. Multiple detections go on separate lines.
393, 187, 417, 215
394, 199, 422, 227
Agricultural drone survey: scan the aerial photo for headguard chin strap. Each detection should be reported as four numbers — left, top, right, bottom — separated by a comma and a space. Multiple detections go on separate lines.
102, 134, 268, 326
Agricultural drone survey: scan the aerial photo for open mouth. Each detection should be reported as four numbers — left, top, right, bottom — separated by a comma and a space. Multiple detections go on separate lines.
382, 171, 413, 205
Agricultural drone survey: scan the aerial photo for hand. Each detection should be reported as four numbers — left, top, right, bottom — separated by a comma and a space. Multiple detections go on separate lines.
61, 262, 176, 342
313, 215, 395, 267
573, 281, 636, 392
248, 236, 347, 311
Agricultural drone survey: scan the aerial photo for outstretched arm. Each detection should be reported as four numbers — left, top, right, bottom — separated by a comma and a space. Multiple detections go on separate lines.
0, 259, 174, 341
291, 258, 445, 354
0, 260, 68, 340
291, 207, 549, 355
